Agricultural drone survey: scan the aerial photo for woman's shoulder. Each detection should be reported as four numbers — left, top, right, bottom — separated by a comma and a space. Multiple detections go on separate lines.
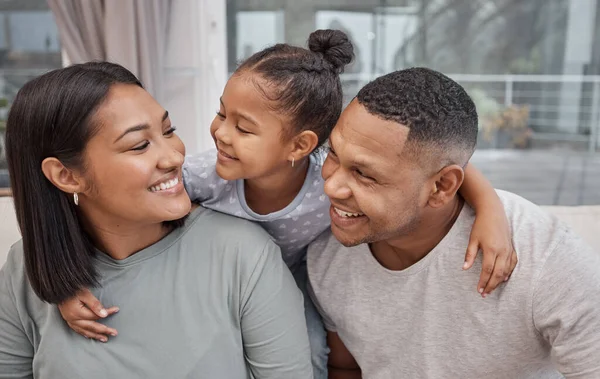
1, 240, 25, 279
0, 239, 43, 317
181, 206, 280, 261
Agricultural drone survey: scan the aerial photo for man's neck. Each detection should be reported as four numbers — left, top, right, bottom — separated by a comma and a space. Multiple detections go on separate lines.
370, 196, 465, 271
244, 157, 309, 215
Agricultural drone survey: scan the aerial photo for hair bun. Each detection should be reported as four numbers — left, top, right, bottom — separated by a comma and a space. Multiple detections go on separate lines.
308, 29, 354, 72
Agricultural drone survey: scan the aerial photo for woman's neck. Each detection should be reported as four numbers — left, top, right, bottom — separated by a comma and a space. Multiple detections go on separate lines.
79, 210, 173, 261
244, 157, 310, 215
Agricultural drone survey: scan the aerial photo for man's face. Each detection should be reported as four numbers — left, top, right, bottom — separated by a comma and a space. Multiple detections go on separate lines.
322, 99, 433, 247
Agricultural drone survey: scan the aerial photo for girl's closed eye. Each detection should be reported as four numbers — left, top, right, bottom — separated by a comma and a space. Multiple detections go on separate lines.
216, 111, 225, 119
235, 125, 252, 134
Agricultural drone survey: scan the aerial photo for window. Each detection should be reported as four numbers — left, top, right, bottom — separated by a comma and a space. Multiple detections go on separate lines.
0, 0, 62, 187
226, 0, 600, 205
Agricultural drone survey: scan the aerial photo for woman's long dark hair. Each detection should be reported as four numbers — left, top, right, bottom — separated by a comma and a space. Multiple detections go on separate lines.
5, 62, 142, 304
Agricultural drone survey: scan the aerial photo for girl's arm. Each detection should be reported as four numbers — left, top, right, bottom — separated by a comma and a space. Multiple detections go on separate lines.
459, 163, 517, 297
182, 149, 223, 202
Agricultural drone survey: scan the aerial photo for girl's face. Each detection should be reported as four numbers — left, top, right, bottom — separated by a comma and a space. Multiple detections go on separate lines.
76, 84, 191, 228
210, 72, 296, 181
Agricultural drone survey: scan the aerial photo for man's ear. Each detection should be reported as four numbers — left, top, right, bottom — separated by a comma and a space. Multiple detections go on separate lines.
41, 157, 85, 195
289, 130, 319, 163
427, 164, 464, 208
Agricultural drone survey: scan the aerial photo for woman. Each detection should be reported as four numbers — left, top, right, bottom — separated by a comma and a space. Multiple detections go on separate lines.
0, 62, 313, 378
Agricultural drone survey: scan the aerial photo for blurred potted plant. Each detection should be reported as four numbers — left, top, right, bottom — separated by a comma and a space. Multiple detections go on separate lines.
469, 89, 532, 149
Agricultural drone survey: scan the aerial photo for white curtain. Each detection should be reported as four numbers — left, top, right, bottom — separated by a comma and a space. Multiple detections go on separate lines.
47, 0, 171, 100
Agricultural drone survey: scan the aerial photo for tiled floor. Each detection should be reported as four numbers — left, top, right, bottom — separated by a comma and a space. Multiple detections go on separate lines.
471, 150, 600, 206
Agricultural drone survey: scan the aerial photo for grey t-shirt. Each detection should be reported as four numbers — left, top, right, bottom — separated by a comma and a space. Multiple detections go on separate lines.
308, 190, 600, 379
183, 149, 331, 268
0, 207, 313, 379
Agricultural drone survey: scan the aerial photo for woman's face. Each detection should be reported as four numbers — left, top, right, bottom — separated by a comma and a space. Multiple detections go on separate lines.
77, 84, 191, 227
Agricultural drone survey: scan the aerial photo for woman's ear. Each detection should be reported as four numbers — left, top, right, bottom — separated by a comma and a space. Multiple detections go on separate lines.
289, 130, 319, 162
41, 157, 84, 194
427, 164, 465, 208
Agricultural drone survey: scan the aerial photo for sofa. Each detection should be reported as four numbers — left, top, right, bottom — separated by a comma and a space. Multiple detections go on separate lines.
1, 196, 600, 266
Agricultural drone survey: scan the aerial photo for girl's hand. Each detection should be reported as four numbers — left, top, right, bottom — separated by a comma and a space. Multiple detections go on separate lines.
464, 210, 518, 297
58, 288, 119, 342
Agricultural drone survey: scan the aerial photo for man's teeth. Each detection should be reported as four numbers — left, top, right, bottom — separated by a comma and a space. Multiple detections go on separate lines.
334, 207, 363, 218
150, 177, 179, 192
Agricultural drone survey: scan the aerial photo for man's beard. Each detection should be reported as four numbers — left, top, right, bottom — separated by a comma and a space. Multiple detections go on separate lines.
335, 209, 422, 248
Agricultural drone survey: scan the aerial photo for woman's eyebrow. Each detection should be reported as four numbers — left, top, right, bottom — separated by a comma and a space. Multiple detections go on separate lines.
114, 110, 169, 143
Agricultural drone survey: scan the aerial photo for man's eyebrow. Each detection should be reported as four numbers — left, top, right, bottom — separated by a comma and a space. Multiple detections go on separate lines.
328, 138, 384, 176
352, 157, 383, 175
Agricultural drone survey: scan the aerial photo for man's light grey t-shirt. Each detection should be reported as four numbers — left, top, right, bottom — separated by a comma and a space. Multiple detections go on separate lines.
308, 190, 600, 378
0, 207, 313, 378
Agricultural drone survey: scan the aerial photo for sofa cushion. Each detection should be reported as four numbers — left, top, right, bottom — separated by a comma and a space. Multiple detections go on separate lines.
1, 197, 599, 267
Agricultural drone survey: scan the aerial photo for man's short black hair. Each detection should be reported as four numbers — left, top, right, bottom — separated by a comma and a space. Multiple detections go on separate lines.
356, 67, 478, 168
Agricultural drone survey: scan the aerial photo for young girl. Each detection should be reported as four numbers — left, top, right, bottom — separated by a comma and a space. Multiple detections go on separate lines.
58, 29, 516, 378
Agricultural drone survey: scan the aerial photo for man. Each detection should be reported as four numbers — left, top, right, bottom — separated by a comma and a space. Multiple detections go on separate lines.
308, 67, 600, 378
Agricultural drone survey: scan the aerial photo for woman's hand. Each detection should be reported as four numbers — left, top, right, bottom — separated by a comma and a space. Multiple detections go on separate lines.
58, 288, 119, 342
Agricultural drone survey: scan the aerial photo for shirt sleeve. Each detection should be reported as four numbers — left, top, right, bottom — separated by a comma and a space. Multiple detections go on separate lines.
307, 279, 336, 332
239, 240, 313, 378
182, 149, 220, 203
0, 248, 34, 379
306, 232, 338, 332
532, 230, 600, 378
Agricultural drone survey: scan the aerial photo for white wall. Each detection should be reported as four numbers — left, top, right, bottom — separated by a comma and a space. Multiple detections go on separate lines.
163, 0, 228, 155
0, 197, 19, 264
558, 0, 598, 133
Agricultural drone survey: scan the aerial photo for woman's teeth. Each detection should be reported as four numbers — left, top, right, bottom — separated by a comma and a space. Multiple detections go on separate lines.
150, 177, 179, 192
334, 207, 364, 218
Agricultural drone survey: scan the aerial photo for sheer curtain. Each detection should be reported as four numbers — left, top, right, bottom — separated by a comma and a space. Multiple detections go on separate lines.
47, 0, 171, 100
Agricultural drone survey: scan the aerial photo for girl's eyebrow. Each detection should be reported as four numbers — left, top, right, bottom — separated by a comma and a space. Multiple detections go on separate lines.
238, 113, 258, 126
220, 97, 259, 126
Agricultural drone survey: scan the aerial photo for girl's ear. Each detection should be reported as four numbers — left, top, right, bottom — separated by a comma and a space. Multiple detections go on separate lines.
289, 130, 319, 162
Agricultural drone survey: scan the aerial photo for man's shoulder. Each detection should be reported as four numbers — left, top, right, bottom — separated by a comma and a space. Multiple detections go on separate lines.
496, 190, 595, 266
307, 229, 342, 257
307, 230, 352, 280
497, 189, 565, 233
497, 189, 552, 219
